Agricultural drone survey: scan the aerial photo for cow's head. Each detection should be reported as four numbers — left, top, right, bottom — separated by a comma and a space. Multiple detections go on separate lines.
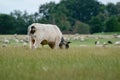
59, 37, 71, 49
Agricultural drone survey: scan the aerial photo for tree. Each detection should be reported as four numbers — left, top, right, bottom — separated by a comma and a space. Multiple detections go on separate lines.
1, 0, 120, 34
10, 10, 26, 34
116, 2, 120, 16
10, 10, 36, 34
106, 3, 119, 16
89, 13, 106, 33
0, 14, 16, 34
38, 1, 71, 32
105, 16, 120, 32
73, 21, 90, 34
60, 0, 104, 22
39, 2, 56, 24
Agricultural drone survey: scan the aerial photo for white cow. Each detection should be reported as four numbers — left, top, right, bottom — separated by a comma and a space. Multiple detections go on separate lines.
28, 23, 70, 49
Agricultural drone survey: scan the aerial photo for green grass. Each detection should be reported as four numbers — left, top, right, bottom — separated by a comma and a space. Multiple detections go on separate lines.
0, 35, 120, 80
93, 32, 120, 35
0, 46, 120, 80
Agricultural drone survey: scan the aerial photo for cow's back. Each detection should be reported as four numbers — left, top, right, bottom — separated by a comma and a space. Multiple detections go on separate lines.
29, 23, 62, 42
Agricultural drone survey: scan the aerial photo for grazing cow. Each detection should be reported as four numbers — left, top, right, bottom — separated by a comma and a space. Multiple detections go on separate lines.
114, 41, 120, 45
107, 41, 113, 44
95, 41, 100, 45
3, 38, 10, 44
28, 23, 70, 49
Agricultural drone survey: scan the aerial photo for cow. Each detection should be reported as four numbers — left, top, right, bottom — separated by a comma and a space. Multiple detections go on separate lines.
28, 23, 70, 49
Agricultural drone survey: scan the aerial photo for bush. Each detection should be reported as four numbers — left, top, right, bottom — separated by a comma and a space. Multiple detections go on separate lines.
73, 21, 90, 34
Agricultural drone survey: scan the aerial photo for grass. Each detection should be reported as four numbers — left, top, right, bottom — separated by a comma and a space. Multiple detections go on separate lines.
0, 34, 120, 47
0, 46, 120, 80
93, 32, 120, 35
0, 35, 120, 80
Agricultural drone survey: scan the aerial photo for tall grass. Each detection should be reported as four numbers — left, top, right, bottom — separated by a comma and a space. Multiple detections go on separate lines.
0, 46, 120, 80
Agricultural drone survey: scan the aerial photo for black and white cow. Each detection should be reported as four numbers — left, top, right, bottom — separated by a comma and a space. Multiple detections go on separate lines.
28, 23, 70, 49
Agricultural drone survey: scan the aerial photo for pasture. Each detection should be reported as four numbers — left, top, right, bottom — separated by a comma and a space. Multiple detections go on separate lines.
0, 34, 120, 80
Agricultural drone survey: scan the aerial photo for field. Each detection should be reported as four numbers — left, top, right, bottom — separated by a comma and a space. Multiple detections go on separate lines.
0, 35, 120, 80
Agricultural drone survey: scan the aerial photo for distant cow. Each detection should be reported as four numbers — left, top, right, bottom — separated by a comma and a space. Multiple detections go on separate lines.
107, 41, 113, 44
28, 23, 70, 49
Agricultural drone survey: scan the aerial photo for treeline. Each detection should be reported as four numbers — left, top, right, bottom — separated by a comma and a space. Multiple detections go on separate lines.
0, 0, 120, 34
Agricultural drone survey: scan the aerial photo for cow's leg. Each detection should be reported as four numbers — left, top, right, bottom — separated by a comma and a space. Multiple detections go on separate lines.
33, 39, 39, 49
33, 38, 43, 49
54, 43, 59, 49
30, 39, 35, 49
29, 37, 35, 49
48, 43, 55, 49
54, 37, 61, 49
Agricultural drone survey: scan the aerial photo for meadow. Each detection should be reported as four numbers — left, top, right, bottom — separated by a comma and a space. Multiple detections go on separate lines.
0, 34, 120, 80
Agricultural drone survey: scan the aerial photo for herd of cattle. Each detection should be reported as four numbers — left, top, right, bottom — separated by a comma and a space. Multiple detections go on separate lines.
0, 23, 120, 49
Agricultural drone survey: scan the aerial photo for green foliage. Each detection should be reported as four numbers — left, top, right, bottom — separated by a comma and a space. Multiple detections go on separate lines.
89, 13, 107, 33
106, 3, 118, 16
105, 16, 120, 32
74, 21, 90, 34
62, 0, 103, 22
0, 0, 120, 34
10, 10, 37, 34
0, 14, 16, 34
116, 2, 120, 14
